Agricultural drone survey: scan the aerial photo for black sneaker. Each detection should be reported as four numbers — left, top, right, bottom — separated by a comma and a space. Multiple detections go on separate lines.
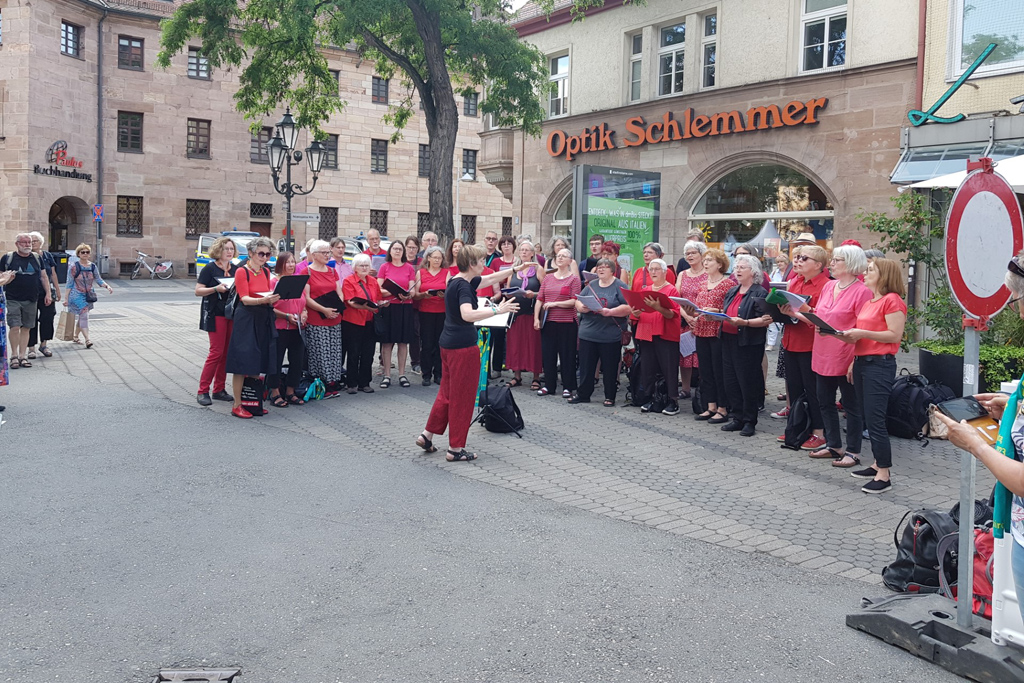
862, 479, 892, 494
211, 390, 233, 402
662, 400, 679, 416
720, 419, 743, 432
422, 378, 432, 386
850, 467, 878, 479
197, 393, 213, 406
640, 402, 654, 413
740, 422, 756, 437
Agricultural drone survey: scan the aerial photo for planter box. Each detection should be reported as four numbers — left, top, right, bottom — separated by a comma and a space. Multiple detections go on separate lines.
918, 348, 964, 397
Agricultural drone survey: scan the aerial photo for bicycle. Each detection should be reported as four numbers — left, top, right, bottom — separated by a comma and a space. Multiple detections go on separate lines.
130, 249, 175, 280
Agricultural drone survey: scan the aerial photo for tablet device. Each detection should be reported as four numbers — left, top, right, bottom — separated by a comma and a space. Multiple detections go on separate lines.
935, 397, 1000, 445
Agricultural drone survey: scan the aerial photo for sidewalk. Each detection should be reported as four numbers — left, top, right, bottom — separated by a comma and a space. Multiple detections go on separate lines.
10, 295, 994, 587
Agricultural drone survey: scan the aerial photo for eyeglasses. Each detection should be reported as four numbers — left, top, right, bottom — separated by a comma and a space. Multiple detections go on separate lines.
313, 250, 330, 255
255, 251, 272, 258
485, 236, 498, 241
830, 257, 845, 263
1009, 259, 1024, 279
793, 255, 811, 262
79, 250, 91, 254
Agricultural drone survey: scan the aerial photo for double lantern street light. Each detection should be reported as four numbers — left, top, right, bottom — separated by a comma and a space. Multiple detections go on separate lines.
268, 107, 326, 253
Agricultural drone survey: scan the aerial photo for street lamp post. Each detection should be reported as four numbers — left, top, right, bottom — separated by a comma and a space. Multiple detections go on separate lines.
268, 107, 327, 253
455, 170, 474, 239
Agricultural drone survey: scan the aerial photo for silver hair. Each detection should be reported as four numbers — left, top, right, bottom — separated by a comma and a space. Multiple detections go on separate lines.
649, 258, 668, 273
420, 246, 445, 268
29, 231, 45, 244
513, 240, 536, 268
352, 253, 371, 268
643, 242, 665, 257
686, 228, 706, 242
308, 239, 330, 255
864, 248, 886, 260
684, 241, 708, 256
547, 234, 571, 257
831, 245, 867, 276
247, 236, 277, 256
733, 254, 763, 283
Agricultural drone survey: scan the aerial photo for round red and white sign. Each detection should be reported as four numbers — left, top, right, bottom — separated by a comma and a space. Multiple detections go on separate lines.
945, 167, 1024, 319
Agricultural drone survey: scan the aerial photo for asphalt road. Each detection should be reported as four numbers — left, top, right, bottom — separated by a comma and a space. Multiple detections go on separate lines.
0, 361, 965, 682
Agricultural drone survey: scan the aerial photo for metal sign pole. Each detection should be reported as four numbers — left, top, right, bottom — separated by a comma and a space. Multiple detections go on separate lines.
958, 323, 979, 628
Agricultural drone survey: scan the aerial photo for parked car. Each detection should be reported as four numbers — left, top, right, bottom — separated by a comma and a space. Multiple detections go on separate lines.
195, 230, 276, 276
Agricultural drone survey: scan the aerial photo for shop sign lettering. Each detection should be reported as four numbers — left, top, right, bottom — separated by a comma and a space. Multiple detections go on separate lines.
34, 140, 93, 182
546, 97, 829, 161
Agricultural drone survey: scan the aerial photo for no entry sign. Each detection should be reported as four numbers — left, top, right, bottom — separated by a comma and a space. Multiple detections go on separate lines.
945, 161, 1024, 319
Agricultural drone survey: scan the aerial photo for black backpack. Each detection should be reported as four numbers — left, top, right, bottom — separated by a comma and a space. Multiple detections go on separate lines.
477, 385, 524, 433
881, 508, 959, 593
887, 370, 956, 440
626, 344, 668, 409
781, 393, 813, 450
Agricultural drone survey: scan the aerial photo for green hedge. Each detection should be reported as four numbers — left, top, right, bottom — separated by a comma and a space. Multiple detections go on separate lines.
917, 340, 1024, 391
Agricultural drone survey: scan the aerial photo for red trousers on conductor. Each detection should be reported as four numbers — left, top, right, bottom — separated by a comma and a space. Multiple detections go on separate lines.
425, 345, 480, 450
199, 316, 233, 394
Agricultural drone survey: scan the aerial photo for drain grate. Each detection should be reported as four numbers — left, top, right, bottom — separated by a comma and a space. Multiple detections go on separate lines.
151, 669, 241, 682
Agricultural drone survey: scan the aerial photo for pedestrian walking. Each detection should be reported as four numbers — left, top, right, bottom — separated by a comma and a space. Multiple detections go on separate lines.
64, 244, 112, 349
1, 233, 53, 368
0, 269, 14, 410
26, 232, 60, 359
195, 236, 238, 406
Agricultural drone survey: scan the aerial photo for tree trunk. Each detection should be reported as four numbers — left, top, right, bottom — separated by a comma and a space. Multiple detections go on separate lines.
408, 0, 458, 243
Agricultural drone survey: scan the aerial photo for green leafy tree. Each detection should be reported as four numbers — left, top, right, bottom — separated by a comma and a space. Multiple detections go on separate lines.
158, 0, 615, 240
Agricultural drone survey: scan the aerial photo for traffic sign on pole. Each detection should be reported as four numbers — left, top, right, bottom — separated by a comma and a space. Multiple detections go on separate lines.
291, 212, 320, 222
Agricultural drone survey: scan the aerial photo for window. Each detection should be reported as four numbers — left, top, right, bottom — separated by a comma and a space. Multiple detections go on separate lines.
464, 92, 479, 117
117, 112, 143, 152
118, 36, 143, 70
801, 0, 846, 72
372, 76, 389, 104
61, 21, 83, 57
889, 142, 990, 183
324, 134, 339, 169
116, 196, 143, 236
417, 212, 431, 237
250, 202, 272, 219
418, 144, 430, 177
370, 209, 388, 236
658, 22, 685, 96
319, 207, 339, 240
328, 69, 340, 97
502, 216, 513, 237
953, 0, 1024, 77
462, 149, 477, 180
188, 47, 210, 79
701, 13, 717, 88
629, 34, 643, 102
460, 215, 477, 244
185, 199, 209, 240
249, 127, 272, 164
549, 54, 569, 117
371, 139, 388, 173
187, 119, 211, 158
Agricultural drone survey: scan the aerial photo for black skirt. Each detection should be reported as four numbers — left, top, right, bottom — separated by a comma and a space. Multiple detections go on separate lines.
376, 303, 416, 344
225, 303, 278, 376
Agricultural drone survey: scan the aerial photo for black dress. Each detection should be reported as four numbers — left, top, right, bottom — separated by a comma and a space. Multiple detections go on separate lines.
224, 267, 278, 376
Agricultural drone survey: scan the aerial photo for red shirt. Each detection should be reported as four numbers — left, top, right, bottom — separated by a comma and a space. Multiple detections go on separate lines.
417, 268, 448, 314
782, 271, 831, 353
305, 266, 342, 327
635, 283, 681, 342
378, 261, 416, 304
721, 291, 744, 335
363, 247, 387, 256
855, 293, 907, 357
234, 264, 272, 299
537, 273, 581, 324
342, 274, 383, 326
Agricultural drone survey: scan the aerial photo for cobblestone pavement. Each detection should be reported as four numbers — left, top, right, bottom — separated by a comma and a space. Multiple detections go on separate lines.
23, 283, 995, 588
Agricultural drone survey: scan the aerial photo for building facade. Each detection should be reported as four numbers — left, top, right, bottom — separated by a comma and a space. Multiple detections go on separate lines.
481, 0, 920, 262
0, 0, 512, 276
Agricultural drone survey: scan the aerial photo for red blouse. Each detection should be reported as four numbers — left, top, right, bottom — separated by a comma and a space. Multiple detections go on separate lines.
635, 283, 682, 342
234, 265, 272, 299
305, 266, 342, 327
417, 268, 448, 314
782, 271, 831, 353
342, 274, 383, 326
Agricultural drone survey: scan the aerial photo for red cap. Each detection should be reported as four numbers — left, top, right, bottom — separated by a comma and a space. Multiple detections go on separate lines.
840, 239, 862, 247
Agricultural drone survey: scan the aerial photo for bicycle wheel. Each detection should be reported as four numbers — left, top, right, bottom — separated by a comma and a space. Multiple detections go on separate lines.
130, 263, 141, 280
157, 264, 174, 280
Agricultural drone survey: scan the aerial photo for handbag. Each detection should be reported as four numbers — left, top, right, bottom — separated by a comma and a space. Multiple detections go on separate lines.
85, 289, 98, 303
55, 310, 77, 341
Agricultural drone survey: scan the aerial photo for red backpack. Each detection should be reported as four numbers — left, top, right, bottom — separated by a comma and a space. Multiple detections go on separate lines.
937, 526, 995, 619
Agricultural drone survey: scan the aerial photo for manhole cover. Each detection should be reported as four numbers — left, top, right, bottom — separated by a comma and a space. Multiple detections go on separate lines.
151, 669, 241, 682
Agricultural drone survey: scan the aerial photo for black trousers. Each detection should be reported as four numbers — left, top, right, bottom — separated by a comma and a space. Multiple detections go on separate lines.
577, 338, 621, 401
29, 290, 56, 347
270, 328, 305, 392
418, 311, 444, 382
638, 336, 680, 401
409, 312, 421, 366
490, 327, 507, 374
342, 320, 376, 389
695, 335, 727, 409
784, 349, 824, 430
721, 333, 764, 425
817, 373, 863, 453
854, 354, 896, 469
541, 321, 578, 392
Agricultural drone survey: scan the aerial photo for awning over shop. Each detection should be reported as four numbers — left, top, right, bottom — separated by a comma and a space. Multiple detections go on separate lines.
901, 154, 1024, 193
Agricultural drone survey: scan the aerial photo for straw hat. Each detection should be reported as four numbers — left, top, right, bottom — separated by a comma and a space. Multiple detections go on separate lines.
791, 232, 817, 244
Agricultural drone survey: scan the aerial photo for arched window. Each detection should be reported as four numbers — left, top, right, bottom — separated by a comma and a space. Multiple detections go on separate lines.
689, 164, 834, 247
552, 192, 573, 232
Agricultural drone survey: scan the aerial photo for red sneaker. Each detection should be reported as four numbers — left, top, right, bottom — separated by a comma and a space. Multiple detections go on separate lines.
801, 434, 827, 450
776, 434, 786, 442
231, 405, 253, 419
770, 407, 789, 419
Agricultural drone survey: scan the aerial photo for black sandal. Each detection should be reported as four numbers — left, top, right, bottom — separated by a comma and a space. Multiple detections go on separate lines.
270, 395, 289, 408
603, 399, 615, 407
446, 449, 478, 462
416, 433, 438, 453
506, 377, 523, 388
399, 375, 411, 387
530, 380, 541, 391
284, 393, 305, 405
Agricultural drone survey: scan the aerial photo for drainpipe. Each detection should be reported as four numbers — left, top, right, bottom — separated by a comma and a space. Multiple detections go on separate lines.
96, 10, 107, 272
916, 0, 926, 111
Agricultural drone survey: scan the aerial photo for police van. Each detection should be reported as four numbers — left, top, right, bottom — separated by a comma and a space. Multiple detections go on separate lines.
194, 231, 276, 275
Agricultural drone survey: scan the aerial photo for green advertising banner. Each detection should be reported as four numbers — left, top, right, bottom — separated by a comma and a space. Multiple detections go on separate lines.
585, 195, 655, 274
